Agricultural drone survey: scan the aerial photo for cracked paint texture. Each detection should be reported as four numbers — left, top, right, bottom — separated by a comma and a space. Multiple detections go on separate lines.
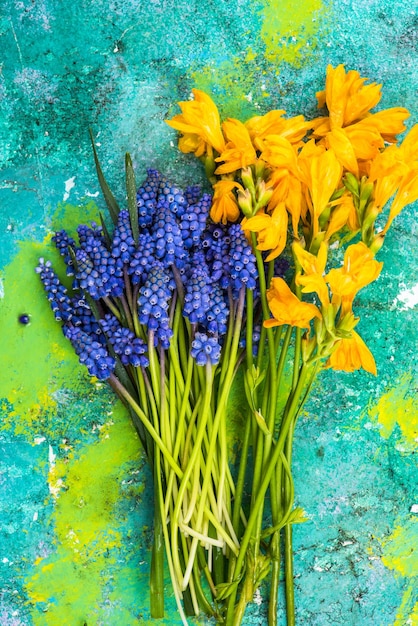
0, 0, 417, 624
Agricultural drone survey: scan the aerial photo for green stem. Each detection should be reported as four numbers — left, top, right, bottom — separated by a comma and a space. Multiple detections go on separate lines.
226, 364, 311, 626
150, 456, 165, 618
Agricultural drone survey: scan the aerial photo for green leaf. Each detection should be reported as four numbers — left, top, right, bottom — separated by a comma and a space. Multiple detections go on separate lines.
254, 409, 272, 437
89, 128, 120, 225
99, 211, 112, 249
125, 152, 139, 245
215, 573, 243, 601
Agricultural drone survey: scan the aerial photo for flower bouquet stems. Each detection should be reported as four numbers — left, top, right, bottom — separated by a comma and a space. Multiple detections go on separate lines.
37, 64, 417, 625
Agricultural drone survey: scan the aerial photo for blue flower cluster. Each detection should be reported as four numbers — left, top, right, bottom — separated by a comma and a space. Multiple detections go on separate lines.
37, 169, 258, 374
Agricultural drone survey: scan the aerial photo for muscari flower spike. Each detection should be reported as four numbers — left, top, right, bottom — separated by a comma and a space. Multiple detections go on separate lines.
63, 324, 115, 380
180, 193, 212, 250
52, 230, 77, 276
137, 169, 161, 229
138, 261, 174, 349
129, 232, 156, 285
191, 332, 221, 366
100, 314, 149, 368
111, 209, 136, 268
228, 223, 258, 296
75, 235, 124, 299
35, 258, 73, 322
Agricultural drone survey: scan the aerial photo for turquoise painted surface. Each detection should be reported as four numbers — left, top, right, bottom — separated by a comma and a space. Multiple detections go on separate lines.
0, 0, 417, 624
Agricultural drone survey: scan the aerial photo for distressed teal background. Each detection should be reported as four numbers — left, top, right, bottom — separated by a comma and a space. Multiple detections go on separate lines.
0, 0, 417, 625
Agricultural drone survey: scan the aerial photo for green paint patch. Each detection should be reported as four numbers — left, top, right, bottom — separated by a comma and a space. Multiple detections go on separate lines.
26, 401, 144, 625
192, 56, 267, 121
0, 200, 103, 439
369, 372, 418, 449
381, 518, 418, 625
258, 0, 327, 67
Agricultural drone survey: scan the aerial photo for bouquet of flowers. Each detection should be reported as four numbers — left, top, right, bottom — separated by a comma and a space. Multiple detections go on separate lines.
37, 65, 418, 625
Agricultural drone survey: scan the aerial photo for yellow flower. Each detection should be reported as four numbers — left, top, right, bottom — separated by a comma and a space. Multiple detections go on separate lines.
258, 134, 299, 171
245, 203, 288, 261
166, 89, 225, 157
325, 127, 359, 175
326, 242, 383, 314
210, 180, 242, 224
265, 277, 321, 329
326, 331, 377, 375
317, 64, 382, 129
298, 143, 343, 237
214, 118, 257, 175
365, 107, 409, 143
245, 110, 312, 149
382, 164, 418, 235
267, 169, 302, 236
325, 193, 358, 239
293, 241, 330, 306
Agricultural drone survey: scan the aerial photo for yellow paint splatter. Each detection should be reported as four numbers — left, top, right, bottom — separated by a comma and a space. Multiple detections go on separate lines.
26, 402, 144, 624
258, 0, 326, 67
381, 518, 418, 625
369, 373, 418, 449
0, 200, 101, 439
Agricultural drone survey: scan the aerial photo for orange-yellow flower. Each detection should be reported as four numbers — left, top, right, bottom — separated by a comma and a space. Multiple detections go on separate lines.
317, 64, 382, 129
326, 242, 383, 314
214, 118, 257, 175
326, 331, 377, 375
298, 143, 343, 236
245, 110, 312, 149
293, 241, 330, 306
265, 277, 321, 329
166, 89, 225, 157
325, 193, 358, 239
245, 203, 288, 261
210, 180, 242, 224
365, 107, 409, 143
382, 164, 418, 235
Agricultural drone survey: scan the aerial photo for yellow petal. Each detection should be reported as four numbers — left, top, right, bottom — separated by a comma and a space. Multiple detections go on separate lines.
265, 277, 321, 329
326, 331, 377, 375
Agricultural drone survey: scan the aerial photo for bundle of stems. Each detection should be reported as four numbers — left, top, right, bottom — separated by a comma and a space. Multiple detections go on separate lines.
37, 64, 417, 626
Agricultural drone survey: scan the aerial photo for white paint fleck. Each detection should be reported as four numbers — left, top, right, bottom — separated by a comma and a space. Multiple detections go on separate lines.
393, 283, 418, 310
85, 190, 100, 198
410, 504, 418, 513
63, 176, 76, 202
253, 587, 263, 606
34, 436, 46, 445
33, 511, 38, 521
0, 277, 4, 299
244, 92, 253, 102
48, 444, 56, 466
2, 557, 9, 564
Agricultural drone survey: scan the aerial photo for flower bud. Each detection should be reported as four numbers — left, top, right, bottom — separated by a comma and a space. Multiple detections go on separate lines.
369, 233, 385, 255
241, 166, 255, 193
343, 173, 360, 197
237, 188, 254, 217
301, 333, 316, 362
255, 180, 273, 210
